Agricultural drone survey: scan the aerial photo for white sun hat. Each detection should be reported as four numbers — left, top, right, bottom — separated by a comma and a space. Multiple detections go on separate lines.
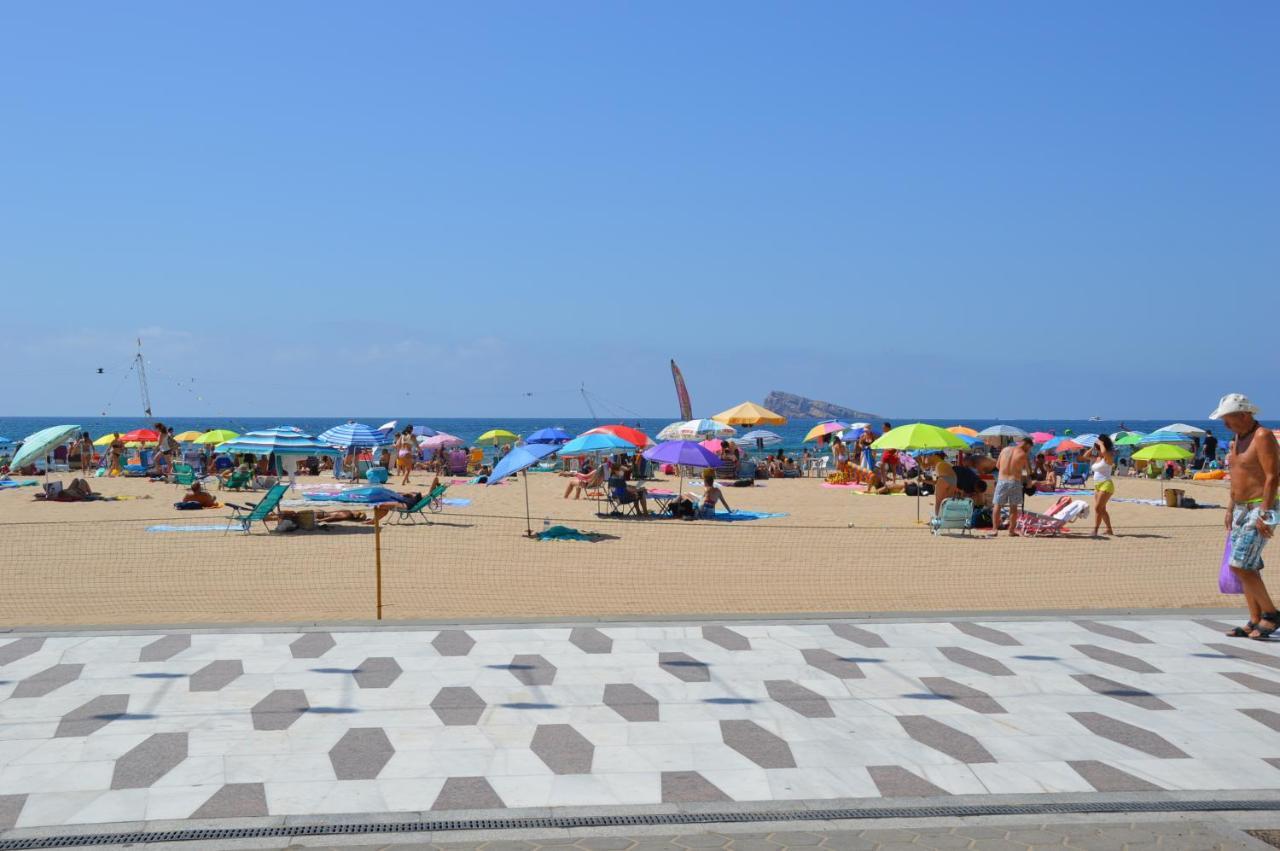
1209, 393, 1260, 420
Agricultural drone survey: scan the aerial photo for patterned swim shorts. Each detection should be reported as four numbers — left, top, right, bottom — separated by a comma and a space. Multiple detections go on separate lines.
993, 479, 1024, 508
1230, 505, 1270, 572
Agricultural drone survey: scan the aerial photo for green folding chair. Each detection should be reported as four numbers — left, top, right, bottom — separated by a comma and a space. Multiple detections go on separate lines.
173, 463, 198, 489
224, 484, 289, 534
393, 484, 449, 525
219, 469, 253, 491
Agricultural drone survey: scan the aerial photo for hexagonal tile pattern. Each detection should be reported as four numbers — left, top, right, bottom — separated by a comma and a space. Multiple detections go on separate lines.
702, 625, 750, 651
765, 680, 834, 718
432, 776, 505, 810
919, 677, 1006, 714
111, 732, 188, 788
329, 727, 394, 779
433, 629, 476, 656
251, 688, 309, 731
1068, 759, 1164, 792
1071, 674, 1172, 710
54, 694, 129, 738
509, 654, 556, 686
897, 715, 995, 764
353, 656, 402, 688
720, 720, 795, 768
432, 686, 486, 725
866, 765, 947, 797
188, 659, 244, 692
290, 632, 336, 659
829, 624, 888, 648
139, 634, 191, 662
191, 783, 269, 818
530, 723, 594, 774
951, 622, 1020, 646
1069, 711, 1188, 758
660, 651, 711, 682
569, 627, 613, 654
937, 646, 1013, 676
0, 637, 45, 666
1072, 644, 1161, 674
11, 663, 83, 699
1075, 619, 1154, 644
603, 683, 660, 722
661, 770, 731, 803
801, 648, 864, 680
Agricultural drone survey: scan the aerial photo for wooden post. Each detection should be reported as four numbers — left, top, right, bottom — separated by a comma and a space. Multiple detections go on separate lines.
374, 506, 383, 620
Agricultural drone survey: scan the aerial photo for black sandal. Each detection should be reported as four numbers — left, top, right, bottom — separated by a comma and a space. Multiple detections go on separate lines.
1250, 612, 1280, 641
1228, 622, 1257, 638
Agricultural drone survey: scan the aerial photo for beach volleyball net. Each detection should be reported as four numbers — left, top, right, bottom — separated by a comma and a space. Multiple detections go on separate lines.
0, 510, 1232, 628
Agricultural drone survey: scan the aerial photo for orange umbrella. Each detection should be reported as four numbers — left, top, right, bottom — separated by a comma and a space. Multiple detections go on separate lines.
947, 426, 979, 437
120, 428, 159, 443
583, 424, 653, 448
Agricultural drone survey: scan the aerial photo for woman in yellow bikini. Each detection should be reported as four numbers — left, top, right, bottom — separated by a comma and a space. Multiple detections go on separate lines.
396, 426, 415, 485
1089, 434, 1116, 537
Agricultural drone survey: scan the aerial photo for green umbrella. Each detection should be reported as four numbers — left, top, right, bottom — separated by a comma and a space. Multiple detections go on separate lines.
10, 424, 81, 475
871, 423, 968, 451
1132, 444, 1192, 462
1114, 432, 1146, 446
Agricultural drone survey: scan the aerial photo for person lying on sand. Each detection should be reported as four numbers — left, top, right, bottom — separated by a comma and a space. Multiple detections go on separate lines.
866, 471, 906, 495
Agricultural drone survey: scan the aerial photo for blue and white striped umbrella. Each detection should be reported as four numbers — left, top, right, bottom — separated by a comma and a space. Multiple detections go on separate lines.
1073, 433, 1100, 449
319, 422, 393, 449
217, 426, 339, 456
1138, 431, 1193, 446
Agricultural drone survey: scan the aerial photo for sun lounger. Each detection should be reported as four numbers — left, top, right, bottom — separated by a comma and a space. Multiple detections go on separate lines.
930, 497, 974, 536
224, 484, 289, 534
1015, 498, 1089, 537
219, 470, 253, 491
393, 484, 449, 525
172, 463, 201, 489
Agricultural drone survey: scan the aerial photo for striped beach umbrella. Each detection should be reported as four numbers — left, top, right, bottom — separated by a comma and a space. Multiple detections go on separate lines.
319, 422, 393, 450
216, 426, 336, 455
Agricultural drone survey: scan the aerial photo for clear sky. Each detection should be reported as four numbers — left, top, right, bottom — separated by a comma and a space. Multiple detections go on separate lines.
2, 2, 1276, 420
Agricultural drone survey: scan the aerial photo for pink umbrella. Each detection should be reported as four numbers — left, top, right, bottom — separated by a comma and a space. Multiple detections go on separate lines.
420, 432, 463, 449
700, 439, 731, 452
1030, 431, 1054, 443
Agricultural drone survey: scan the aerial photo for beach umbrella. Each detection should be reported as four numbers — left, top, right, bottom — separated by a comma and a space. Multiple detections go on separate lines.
803, 421, 850, 443
953, 433, 984, 448
318, 422, 393, 449
560, 432, 635, 455
217, 426, 338, 464
171, 430, 204, 443
948, 426, 979, 437
420, 431, 463, 450
120, 428, 159, 444
412, 425, 439, 437
193, 429, 239, 445
9, 424, 80, 473
526, 427, 572, 445
977, 424, 1029, 446
736, 429, 782, 451
1115, 432, 1146, 446
643, 440, 722, 498
93, 433, 120, 446
1053, 439, 1086, 453
871, 424, 968, 522
487, 442, 560, 537
1040, 436, 1071, 453
584, 424, 651, 448
476, 429, 518, 446
1073, 433, 1100, 449
1157, 423, 1208, 437
1132, 444, 1193, 462
1030, 431, 1054, 443
1138, 431, 1193, 446
700, 439, 732, 453
674, 419, 736, 440
712, 401, 787, 426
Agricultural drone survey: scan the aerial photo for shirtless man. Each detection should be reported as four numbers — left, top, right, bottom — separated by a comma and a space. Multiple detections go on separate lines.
1213, 394, 1280, 641
991, 437, 1033, 537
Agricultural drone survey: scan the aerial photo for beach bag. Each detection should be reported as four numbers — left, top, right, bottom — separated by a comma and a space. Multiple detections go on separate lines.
1219, 534, 1243, 594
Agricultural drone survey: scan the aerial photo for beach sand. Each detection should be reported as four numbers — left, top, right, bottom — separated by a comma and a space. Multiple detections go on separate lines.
0, 469, 1235, 627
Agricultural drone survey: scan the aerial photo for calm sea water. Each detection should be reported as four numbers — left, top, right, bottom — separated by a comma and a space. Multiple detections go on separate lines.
0, 415, 1229, 455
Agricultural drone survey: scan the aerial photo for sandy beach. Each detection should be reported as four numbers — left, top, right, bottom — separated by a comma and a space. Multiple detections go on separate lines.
0, 469, 1234, 628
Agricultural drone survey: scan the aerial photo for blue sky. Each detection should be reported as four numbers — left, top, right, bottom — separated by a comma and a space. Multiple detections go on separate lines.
2, 2, 1276, 419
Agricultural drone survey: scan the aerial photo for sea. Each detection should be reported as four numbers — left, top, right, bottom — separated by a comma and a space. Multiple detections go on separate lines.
0, 416, 1228, 455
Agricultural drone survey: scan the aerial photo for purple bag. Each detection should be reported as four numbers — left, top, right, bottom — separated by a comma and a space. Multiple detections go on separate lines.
1219, 533, 1244, 594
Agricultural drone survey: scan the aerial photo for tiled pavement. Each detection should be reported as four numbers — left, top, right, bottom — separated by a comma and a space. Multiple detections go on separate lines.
4, 615, 1280, 837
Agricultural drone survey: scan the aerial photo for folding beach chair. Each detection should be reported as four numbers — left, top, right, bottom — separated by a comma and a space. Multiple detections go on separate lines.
929, 497, 974, 537
172, 463, 199, 489
219, 469, 253, 491
224, 484, 289, 534
602, 477, 644, 517
1015, 498, 1089, 537
393, 484, 449, 525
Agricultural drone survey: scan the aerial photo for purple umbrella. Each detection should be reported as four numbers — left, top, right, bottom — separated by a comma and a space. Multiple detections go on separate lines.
643, 440, 723, 499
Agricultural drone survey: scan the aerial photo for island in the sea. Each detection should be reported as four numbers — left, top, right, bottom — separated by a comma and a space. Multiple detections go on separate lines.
762, 390, 884, 423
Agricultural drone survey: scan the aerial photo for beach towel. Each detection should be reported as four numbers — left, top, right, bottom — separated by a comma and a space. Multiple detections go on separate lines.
1036, 489, 1094, 497
851, 489, 907, 496
0, 479, 39, 488
822, 482, 866, 490
440, 498, 471, 507
1114, 497, 1222, 509
146, 523, 238, 533
701, 510, 788, 522
687, 480, 763, 488
536, 524, 607, 542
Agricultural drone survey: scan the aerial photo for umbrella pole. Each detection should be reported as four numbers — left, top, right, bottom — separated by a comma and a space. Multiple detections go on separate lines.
523, 471, 533, 538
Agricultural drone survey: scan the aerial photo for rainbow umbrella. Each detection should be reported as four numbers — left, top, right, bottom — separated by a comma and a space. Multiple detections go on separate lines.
803, 421, 849, 443
583, 424, 651, 448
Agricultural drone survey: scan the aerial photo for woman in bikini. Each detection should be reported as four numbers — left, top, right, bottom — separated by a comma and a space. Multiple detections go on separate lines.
1089, 434, 1117, 537
396, 426, 415, 485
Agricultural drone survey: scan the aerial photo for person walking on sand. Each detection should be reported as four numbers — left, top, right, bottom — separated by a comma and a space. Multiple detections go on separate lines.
1089, 434, 1117, 537
1213, 394, 1280, 640
991, 437, 1033, 537
396, 425, 416, 486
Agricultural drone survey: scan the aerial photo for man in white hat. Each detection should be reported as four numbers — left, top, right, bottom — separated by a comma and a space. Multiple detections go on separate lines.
1212, 393, 1279, 640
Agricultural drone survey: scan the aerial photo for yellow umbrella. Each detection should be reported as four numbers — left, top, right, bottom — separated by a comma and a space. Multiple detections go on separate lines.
193, 429, 239, 445
712, 401, 787, 426
476, 429, 518, 446
947, 426, 979, 437
172, 430, 204, 443
93, 433, 121, 446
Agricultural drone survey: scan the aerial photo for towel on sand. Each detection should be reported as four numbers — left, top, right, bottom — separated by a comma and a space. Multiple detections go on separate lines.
536, 525, 606, 542
146, 524, 237, 533
701, 509, 788, 522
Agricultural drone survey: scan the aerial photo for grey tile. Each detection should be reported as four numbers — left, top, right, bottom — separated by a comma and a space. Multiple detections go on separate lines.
720, 720, 795, 768
510, 654, 557, 687
1222, 671, 1280, 696
1071, 674, 1172, 710
800, 648, 864, 680
867, 765, 947, 797
10, 663, 84, 698
703, 626, 750, 651
1068, 759, 1164, 792
830, 624, 888, 648
1205, 642, 1280, 671
1069, 711, 1188, 758
353, 656, 402, 689
1075, 620, 1154, 644
951, 622, 1020, 646
569, 627, 613, 654
251, 688, 310, 731
189, 659, 244, 692
1240, 708, 1280, 732
290, 632, 336, 659
937, 646, 1014, 676
897, 715, 995, 763
764, 680, 834, 718
661, 770, 731, 803
329, 727, 395, 780
54, 694, 129, 738
1072, 644, 1161, 675
918, 677, 1006, 714
673, 835, 730, 848
1195, 619, 1240, 633
1265, 757, 1280, 772
139, 634, 191, 662
603, 683, 660, 722
0, 794, 26, 830
0, 637, 45, 666
660, 652, 711, 683
432, 686, 487, 726
433, 776, 505, 810
191, 783, 269, 819
577, 839, 637, 851
111, 732, 188, 789
433, 630, 476, 656
530, 723, 594, 774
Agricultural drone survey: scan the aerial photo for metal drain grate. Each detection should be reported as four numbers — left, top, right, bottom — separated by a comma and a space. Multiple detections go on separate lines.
3, 799, 1279, 850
